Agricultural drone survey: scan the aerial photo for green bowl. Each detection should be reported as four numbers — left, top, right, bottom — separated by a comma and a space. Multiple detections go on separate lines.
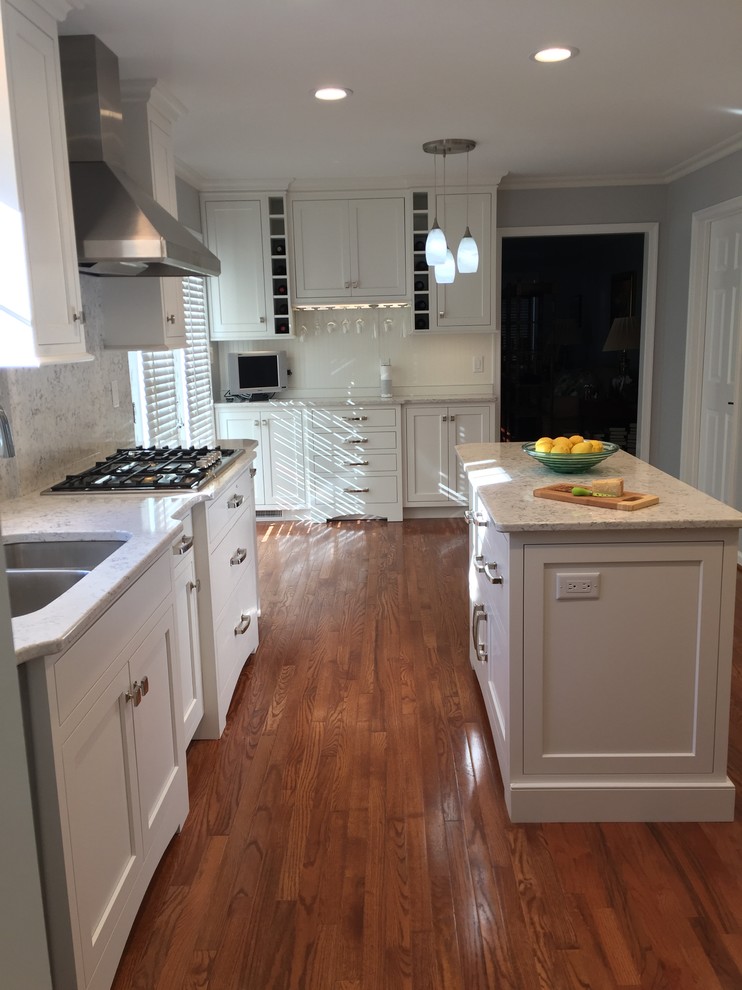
522, 441, 620, 474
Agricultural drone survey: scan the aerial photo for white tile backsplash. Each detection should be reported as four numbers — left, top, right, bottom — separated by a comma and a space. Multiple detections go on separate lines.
0, 278, 134, 501
215, 307, 496, 401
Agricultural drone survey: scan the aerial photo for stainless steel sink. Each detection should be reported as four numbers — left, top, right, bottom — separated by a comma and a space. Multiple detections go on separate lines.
7, 568, 91, 618
4, 539, 124, 570
4, 539, 126, 617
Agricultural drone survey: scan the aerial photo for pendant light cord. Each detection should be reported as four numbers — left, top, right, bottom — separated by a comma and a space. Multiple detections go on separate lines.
465, 150, 470, 229
442, 150, 446, 234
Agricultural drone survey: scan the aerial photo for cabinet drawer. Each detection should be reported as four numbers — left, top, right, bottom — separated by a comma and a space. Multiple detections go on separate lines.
326, 430, 398, 453
55, 552, 172, 725
206, 465, 253, 545
311, 449, 398, 476
209, 515, 255, 626
310, 407, 397, 432
214, 564, 259, 699
334, 474, 399, 506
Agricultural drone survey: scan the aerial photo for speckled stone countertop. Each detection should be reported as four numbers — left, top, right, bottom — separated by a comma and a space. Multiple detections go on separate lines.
3, 447, 256, 664
215, 394, 495, 409
456, 443, 742, 532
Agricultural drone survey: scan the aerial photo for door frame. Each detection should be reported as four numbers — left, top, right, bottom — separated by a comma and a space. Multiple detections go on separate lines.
680, 194, 742, 486
497, 222, 659, 460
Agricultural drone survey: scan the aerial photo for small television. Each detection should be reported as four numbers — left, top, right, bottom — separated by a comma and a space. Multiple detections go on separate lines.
227, 350, 288, 400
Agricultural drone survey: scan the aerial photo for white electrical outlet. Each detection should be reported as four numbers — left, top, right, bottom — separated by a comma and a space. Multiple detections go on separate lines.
555, 571, 600, 600
473, 355, 484, 373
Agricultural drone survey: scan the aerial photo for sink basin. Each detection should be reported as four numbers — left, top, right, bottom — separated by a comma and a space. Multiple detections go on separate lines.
4, 539, 126, 617
7, 568, 90, 618
4, 539, 124, 570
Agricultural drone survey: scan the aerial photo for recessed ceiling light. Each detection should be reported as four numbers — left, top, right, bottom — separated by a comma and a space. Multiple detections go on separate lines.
314, 87, 352, 101
531, 46, 579, 63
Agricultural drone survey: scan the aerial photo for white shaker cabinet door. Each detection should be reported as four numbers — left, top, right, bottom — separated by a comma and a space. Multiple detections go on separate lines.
291, 198, 352, 299
350, 197, 406, 298
1, 0, 89, 365
433, 192, 492, 329
204, 199, 270, 338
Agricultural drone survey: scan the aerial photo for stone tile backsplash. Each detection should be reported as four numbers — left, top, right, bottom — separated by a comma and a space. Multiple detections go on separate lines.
0, 278, 135, 501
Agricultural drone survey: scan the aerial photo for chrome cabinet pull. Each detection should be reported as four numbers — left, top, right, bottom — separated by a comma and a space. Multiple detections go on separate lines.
352, 280, 359, 288
260, 316, 266, 323
341, 415, 368, 422
474, 554, 503, 585
343, 487, 369, 494
166, 314, 176, 324
250, 467, 257, 478
344, 280, 351, 289
125, 682, 142, 706
472, 604, 488, 663
72, 309, 85, 324
234, 612, 252, 636
227, 493, 244, 509
187, 578, 201, 593
140, 675, 149, 697
343, 460, 369, 467
173, 534, 194, 555
230, 547, 247, 566
464, 509, 488, 527
344, 438, 368, 445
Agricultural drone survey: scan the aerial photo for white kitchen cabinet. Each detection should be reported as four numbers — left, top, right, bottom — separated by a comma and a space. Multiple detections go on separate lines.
0, 0, 91, 366
21, 551, 188, 990
404, 403, 494, 505
203, 198, 269, 339
410, 190, 495, 332
100, 82, 186, 350
193, 461, 260, 738
215, 404, 305, 511
291, 196, 407, 303
307, 404, 403, 521
172, 516, 204, 743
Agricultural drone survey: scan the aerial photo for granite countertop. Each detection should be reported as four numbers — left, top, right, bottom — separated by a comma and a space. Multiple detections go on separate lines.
456, 442, 742, 532
3, 448, 256, 663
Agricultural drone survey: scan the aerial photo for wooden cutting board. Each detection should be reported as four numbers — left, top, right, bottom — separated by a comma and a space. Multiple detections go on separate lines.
533, 483, 660, 511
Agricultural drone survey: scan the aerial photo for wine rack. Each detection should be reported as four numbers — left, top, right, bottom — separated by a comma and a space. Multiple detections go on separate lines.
412, 191, 430, 330
269, 196, 291, 335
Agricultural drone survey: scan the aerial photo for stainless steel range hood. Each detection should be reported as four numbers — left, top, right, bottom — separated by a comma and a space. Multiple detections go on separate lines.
58, 35, 220, 278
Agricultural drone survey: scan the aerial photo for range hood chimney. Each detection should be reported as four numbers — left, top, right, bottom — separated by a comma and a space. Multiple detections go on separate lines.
58, 35, 220, 278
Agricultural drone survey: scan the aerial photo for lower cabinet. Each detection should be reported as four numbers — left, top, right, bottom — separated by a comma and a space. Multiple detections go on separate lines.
465, 492, 735, 822
307, 404, 403, 521
21, 551, 188, 990
171, 514, 204, 744
215, 404, 305, 511
405, 403, 494, 506
193, 462, 260, 738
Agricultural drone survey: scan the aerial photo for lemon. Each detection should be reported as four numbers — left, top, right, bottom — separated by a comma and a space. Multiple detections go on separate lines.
551, 442, 572, 453
589, 440, 604, 452
568, 434, 584, 445
571, 441, 593, 453
536, 436, 553, 445
535, 439, 554, 452
552, 436, 572, 448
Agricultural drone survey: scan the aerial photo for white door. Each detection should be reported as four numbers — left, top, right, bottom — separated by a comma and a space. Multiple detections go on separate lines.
291, 199, 352, 299
404, 405, 449, 504
204, 201, 268, 337
697, 213, 742, 507
350, 197, 407, 298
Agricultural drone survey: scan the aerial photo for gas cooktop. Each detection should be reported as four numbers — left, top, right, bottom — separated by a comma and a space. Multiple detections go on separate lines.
43, 445, 242, 494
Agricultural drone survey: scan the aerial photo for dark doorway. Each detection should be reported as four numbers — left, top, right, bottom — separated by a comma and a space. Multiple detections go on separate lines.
500, 233, 644, 449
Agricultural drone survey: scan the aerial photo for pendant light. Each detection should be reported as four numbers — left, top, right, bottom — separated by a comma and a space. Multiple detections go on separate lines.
422, 138, 477, 280
457, 147, 479, 273
425, 150, 447, 265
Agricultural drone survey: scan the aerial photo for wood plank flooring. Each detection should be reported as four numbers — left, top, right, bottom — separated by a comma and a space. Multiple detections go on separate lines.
112, 519, 742, 990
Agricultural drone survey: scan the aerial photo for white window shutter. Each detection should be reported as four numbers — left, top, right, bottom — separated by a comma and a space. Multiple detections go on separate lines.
140, 349, 180, 447
181, 275, 215, 447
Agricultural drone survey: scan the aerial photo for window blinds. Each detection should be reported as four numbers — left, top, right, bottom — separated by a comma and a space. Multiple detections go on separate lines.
131, 275, 215, 449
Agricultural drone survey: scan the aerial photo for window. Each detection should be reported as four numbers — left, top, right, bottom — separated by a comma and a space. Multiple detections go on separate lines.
130, 275, 216, 448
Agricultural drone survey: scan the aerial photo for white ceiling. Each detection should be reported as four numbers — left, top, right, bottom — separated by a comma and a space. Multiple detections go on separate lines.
60, 0, 742, 190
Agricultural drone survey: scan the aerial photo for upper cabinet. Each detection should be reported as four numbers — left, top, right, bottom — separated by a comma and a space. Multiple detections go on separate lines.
100, 82, 186, 350
202, 194, 291, 339
0, 0, 91, 366
291, 195, 407, 303
411, 190, 495, 332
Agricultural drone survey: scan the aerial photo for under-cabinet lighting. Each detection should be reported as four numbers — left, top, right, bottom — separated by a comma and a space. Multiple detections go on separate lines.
293, 303, 411, 311
314, 87, 352, 101
531, 47, 579, 63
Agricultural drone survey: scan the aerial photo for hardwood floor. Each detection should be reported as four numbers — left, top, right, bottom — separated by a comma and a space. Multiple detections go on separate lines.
112, 520, 742, 990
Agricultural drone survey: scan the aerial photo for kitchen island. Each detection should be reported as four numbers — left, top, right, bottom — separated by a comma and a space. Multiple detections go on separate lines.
457, 442, 742, 822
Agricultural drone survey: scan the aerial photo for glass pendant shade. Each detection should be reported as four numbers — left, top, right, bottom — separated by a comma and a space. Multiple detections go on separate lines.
434, 249, 456, 284
425, 221, 447, 265
457, 226, 479, 273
